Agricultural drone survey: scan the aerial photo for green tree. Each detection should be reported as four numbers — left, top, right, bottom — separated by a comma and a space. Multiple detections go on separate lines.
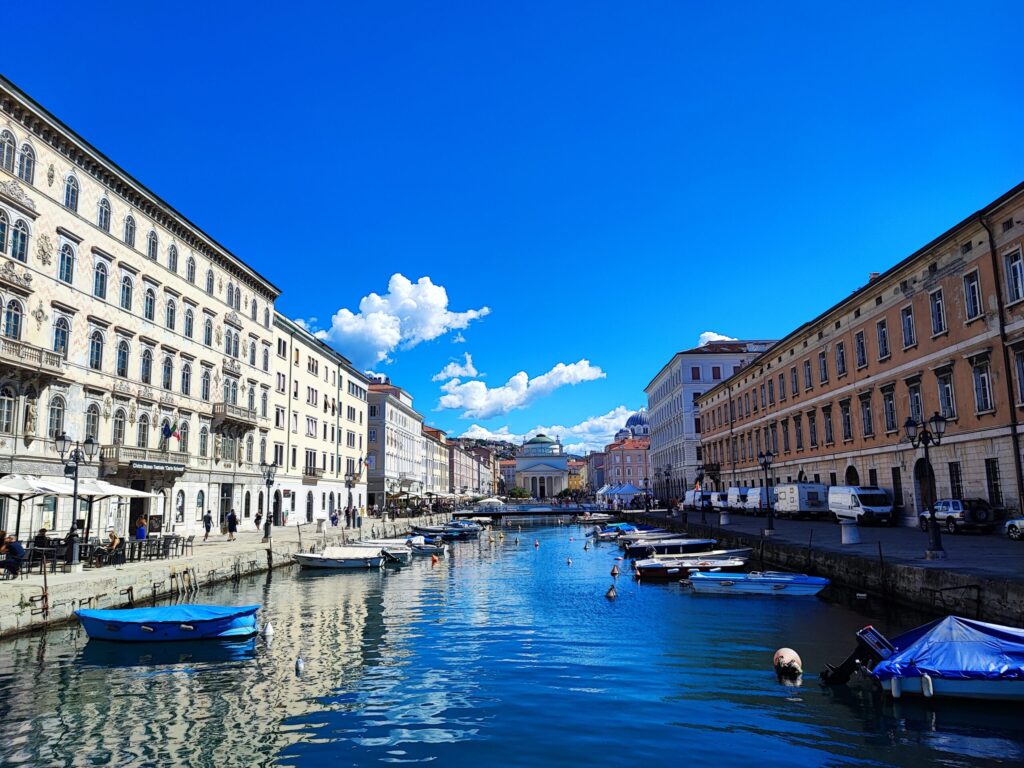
507, 486, 530, 499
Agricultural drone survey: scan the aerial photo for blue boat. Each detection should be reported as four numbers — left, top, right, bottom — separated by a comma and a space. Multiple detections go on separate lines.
75, 604, 261, 642
688, 571, 829, 596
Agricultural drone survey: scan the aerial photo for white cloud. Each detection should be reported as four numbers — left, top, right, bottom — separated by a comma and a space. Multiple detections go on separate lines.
452, 332, 467, 344
432, 353, 479, 382
318, 273, 490, 367
698, 331, 738, 346
438, 360, 605, 419
459, 405, 634, 454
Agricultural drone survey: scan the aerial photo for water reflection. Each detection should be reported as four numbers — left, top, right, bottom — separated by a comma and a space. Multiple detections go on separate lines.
0, 526, 1020, 767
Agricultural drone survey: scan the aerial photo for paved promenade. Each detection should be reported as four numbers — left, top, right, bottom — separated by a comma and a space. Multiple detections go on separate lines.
0, 514, 449, 638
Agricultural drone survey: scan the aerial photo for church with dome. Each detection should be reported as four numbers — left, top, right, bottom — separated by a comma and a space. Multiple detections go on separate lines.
613, 407, 650, 442
514, 433, 570, 499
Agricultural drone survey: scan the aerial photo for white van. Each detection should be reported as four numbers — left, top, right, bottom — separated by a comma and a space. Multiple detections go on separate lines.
726, 487, 748, 511
774, 483, 829, 519
743, 487, 772, 515
827, 486, 893, 525
710, 492, 730, 511
683, 490, 712, 511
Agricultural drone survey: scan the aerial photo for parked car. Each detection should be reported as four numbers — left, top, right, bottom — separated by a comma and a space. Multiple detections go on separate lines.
726, 487, 748, 512
1005, 516, 1024, 541
774, 483, 829, 519
828, 486, 893, 525
710, 491, 730, 511
920, 498, 997, 534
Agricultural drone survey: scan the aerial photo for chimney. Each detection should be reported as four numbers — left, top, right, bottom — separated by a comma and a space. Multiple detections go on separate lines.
868, 272, 881, 283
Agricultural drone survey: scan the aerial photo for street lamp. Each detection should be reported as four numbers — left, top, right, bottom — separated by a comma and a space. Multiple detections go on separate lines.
643, 476, 650, 513
904, 411, 947, 559
344, 456, 364, 527
259, 459, 278, 542
695, 463, 706, 523
757, 450, 775, 536
664, 463, 673, 512
54, 433, 97, 563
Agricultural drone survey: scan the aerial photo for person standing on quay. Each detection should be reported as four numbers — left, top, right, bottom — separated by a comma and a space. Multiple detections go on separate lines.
226, 509, 238, 541
254, 510, 263, 531
202, 510, 213, 541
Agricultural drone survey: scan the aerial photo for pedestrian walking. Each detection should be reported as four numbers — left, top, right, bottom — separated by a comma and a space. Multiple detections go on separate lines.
254, 511, 263, 531
330, 510, 339, 527
227, 508, 238, 541
202, 510, 213, 541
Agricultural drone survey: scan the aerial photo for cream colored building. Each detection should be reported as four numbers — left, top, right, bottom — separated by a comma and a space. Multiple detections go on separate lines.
366, 380, 424, 511
270, 313, 369, 525
422, 425, 450, 503
0, 75, 279, 536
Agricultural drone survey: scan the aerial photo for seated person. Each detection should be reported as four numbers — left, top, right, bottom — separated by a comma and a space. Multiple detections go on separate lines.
1, 534, 26, 576
33, 528, 49, 549
93, 530, 121, 565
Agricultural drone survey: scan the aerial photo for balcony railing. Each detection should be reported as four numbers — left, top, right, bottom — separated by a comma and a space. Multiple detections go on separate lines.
212, 402, 259, 428
100, 444, 189, 473
0, 337, 66, 375
303, 465, 324, 479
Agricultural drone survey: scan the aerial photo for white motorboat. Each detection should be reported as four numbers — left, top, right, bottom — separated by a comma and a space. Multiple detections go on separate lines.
350, 541, 413, 564
688, 571, 829, 596
293, 546, 386, 570
362, 535, 448, 557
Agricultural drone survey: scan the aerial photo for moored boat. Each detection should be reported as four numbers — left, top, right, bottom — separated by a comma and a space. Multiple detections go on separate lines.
633, 557, 748, 581
293, 546, 386, 570
350, 541, 413, 564
688, 571, 829, 596
75, 604, 261, 642
624, 538, 718, 559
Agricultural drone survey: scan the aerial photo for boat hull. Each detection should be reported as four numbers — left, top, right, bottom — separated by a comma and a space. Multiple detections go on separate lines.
75, 605, 260, 642
689, 571, 829, 596
625, 539, 717, 559
634, 557, 747, 581
293, 553, 385, 570
878, 676, 1024, 701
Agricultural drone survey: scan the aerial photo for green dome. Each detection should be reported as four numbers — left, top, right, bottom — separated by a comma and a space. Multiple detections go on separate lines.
526, 433, 556, 444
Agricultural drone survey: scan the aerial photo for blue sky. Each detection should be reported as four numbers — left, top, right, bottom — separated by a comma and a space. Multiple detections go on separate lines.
4, 1, 1021, 452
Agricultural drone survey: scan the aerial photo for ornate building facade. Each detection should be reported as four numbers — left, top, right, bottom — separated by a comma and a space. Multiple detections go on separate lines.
514, 434, 569, 498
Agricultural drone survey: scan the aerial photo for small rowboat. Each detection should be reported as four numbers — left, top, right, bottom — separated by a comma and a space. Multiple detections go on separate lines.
75, 604, 260, 642
688, 571, 829, 596
633, 557, 747, 581
293, 546, 385, 570
623, 538, 718, 559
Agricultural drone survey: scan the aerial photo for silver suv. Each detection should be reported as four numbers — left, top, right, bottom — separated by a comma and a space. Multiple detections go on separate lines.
919, 498, 997, 534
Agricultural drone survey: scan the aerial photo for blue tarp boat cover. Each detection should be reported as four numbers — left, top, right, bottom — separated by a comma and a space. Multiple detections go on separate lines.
872, 616, 1024, 681
77, 604, 260, 624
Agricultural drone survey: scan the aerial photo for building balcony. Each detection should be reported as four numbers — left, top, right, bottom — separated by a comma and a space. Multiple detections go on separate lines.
303, 465, 324, 482
100, 444, 189, 475
212, 402, 259, 431
0, 337, 66, 377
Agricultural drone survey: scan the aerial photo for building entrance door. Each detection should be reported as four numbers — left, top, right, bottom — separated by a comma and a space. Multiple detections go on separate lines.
845, 466, 860, 486
913, 458, 935, 517
219, 484, 233, 527
273, 491, 283, 526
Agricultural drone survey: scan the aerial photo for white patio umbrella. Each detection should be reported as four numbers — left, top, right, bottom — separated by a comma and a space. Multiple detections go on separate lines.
477, 497, 504, 506
0, 475, 73, 539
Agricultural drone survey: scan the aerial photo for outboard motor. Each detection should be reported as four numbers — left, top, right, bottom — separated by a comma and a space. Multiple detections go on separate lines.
820, 625, 896, 685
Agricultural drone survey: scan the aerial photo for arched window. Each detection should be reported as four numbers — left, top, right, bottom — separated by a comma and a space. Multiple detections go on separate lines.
47, 396, 65, 438
165, 299, 176, 330
162, 357, 173, 390
234, 289, 241, 310
93, 261, 108, 299
260, 437, 267, 462
116, 340, 130, 377
53, 317, 70, 357
261, 391, 268, 417
85, 404, 100, 441
97, 198, 111, 232
0, 130, 14, 171
200, 370, 211, 401
196, 489, 205, 520
199, 427, 209, 457
262, 348, 269, 371
88, 330, 104, 369
17, 144, 34, 184
143, 288, 155, 321
181, 363, 192, 395
64, 176, 79, 212
248, 341, 256, 366
11, 220, 29, 262
168, 245, 178, 273
263, 307, 270, 328
232, 332, 239, 358
137, 413, 150, 448
250, 300, 258, 321
205, 269, 214, 294
186, 256, 196, 283
0, 387, 15, 434
246, 436, 254, 462
120, 275, 133, 310
179, 421, 190, 452
58, 243, 75, 283
112, 408, 126, 445
203, 318, 213, 346
124, 215, 136, 247
147, 231, 158, 260
226, 281, 234, 306
140, 348, 153, 383
248, 387, 256, 411
0, 211, 7, 256
175, 490, 185, 523
184, 308, 194, 338
244, 490, 251, 518
3, 300, 22, 339
258, 490, 264, 515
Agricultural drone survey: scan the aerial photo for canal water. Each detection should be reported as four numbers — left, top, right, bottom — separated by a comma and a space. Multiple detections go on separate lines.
0, 525, 1021, 767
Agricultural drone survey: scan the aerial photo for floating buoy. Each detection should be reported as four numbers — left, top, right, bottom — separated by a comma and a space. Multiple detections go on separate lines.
262, 622, 274, 638
514, 537, 520, 544
606, 585, 617, 600
567, 558, 573, 566
921, 673, 934, 698
611, 565, 620, 577
614, 556, 623, 561
534, 540, 540, 548
295, 657, 305, 677
773, 648, 803, 678
431, 554, 439, 565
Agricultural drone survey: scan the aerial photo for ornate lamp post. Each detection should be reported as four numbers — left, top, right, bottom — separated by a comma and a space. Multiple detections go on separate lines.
664, 463, 673, 513
695, 463, 706, 523
259, 459, 278, 543
757, 450, 775, 536
904, 411, 947, 559
643, 476, 650, 512
54, 433, 97, 559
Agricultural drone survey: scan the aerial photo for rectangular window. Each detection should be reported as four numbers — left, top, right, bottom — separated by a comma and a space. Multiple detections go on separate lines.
948, 462, 963, 500
840, 401, 853, 441
836, 342, 847, 376
1016, 350, 1024, 404
818, 351, 828, 384
781, 419, 790, 453
985, 458, 1002, 506
937, 372, 956, 419
790, 367, 798, 397
860, 396, 874, 437
712, 365, 721, 380
855, 332, 868, 368
876, 320, 890, 359
973, 361, 993, 412
823, 407, 834, 444
369, 405, 378, 417
769, 423, 778, 453
368, 428, 377, 442
908, 382, 923, 423
760, 384, 766, 409
744, 393, 751, 416
868, 468, 878, 486
829, 471, 837, 487
930, 289, 946, 334
794, 414, 803, 450
963, 272, 982, 320
803, 360, 812, 390
778, 374, 786, 401
883, 389, 897, 432
767, 379, 775, 405
1006, 249, 1024, 303
891, 467, 904, 509
691, 366, 701, 381
808, 411, 818, 447
901, 306, 916, 348
754, 430, 761, 455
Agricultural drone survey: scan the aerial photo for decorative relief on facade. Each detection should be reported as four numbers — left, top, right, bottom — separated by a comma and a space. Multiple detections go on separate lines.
0, 260, 34, 289
0, 179, 37, 211
36, 234, 53, 265
24, 399, 37, 434
217, 277, 223, 293
223, 358, 241, 374
128, 404, 137, 425
215, 326, 223, 345
31, 301, 47, 330
103, 396, 112, 419
113, 380, 133, 394
159, 394, 176, 407
46, 164, 55, 187
225, 310, 241, 327
138, 386, 154, 401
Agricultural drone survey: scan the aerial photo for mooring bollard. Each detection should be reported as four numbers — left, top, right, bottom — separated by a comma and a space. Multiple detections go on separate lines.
720, 509, 731, 526
839, 519, 861, 545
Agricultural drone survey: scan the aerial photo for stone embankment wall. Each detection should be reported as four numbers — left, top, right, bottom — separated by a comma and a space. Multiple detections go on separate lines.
0, 514, 448, 639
